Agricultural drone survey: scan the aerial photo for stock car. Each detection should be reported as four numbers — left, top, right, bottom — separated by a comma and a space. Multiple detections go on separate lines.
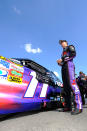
0, 56, 63, 116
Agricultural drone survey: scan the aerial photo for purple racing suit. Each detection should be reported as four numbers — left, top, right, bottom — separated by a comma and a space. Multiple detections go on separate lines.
61, 45, 82, 109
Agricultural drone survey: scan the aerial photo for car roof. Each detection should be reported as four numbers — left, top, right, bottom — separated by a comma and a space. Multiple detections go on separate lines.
10, 58, 61, 83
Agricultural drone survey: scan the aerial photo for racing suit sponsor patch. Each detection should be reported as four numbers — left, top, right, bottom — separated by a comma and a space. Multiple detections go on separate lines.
72, 83, 79, 93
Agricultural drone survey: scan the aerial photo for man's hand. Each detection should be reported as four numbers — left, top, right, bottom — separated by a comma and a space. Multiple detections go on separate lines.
57, 59, 62, 66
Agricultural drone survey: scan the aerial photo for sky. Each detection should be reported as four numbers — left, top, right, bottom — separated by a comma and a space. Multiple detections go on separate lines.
0, 0, 87, 80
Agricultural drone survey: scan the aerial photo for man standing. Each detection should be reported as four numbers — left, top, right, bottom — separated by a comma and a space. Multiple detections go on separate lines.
77, 72, 86, 105
57, 40, 82, 115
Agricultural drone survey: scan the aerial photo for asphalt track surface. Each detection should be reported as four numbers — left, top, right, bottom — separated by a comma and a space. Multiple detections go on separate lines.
0, 104, 87, 131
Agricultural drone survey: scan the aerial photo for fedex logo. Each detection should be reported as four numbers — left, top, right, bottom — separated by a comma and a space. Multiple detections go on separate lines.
0, 59, 10, 69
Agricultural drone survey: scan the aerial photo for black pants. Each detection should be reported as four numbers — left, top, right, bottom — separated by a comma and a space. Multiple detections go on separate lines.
62, 64, 71, 109
79, 86, 85, 105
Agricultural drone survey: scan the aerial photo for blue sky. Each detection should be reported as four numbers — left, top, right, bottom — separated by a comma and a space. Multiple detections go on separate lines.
0, 0, 87, 80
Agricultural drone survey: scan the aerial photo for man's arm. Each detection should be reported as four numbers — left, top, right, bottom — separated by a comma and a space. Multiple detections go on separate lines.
57, 59, 63, 66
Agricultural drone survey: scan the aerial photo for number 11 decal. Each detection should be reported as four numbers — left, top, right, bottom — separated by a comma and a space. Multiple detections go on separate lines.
24, 71, 48, 98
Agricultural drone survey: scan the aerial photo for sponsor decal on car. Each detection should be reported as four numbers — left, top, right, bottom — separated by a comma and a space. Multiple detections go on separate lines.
12, 62, 23, 68
10, 64, 24, 73
11, 70, 23, 77
8, 75, 22, 83
9, 58, 23, 67
0, 70, 8, 80
0, 56, 7, 61
0, 59, 10, 69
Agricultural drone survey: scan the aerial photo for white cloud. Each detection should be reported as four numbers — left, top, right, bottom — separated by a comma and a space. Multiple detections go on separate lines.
54, 71, 59, 77
13, 7, 21, 15
25, 43, 42, 54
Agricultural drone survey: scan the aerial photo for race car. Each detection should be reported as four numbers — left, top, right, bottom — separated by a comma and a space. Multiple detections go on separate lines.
0, 56, 63, 116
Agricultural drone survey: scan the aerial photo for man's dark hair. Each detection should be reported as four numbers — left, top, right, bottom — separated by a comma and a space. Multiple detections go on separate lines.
79, 71, 83, 75
59, 40, 68, 45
